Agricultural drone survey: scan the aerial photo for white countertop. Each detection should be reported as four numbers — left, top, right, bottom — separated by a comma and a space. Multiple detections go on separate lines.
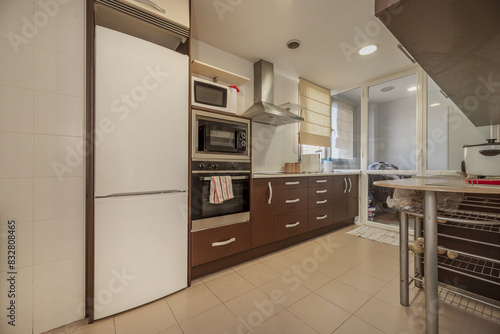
252, 170, 361, 178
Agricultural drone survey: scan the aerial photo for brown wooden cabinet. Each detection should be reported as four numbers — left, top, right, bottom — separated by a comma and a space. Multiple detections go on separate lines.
251, 178, 274, 247
333, 175, 358, 224
191, 222, 251, 266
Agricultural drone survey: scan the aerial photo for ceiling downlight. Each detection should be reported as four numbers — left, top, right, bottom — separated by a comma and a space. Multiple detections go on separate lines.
286, 39, 301, 49
357, 44, 378, 55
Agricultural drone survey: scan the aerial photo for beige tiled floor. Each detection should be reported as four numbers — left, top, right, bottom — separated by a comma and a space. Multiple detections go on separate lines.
45, 225, 500, 334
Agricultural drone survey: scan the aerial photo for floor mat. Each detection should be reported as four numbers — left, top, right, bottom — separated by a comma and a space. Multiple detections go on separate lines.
346, 225, 399, 246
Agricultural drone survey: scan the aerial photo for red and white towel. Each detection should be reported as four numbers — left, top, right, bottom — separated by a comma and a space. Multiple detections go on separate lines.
209, 176, 234, 204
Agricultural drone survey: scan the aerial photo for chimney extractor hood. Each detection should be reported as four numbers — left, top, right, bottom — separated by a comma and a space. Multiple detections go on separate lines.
243, 60, 304, 126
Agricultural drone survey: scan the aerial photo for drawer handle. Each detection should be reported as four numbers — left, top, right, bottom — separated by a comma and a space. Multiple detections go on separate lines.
316, 189, 327, 194
316, 199, 327, 204
316, 180, 327, 183
212, 237, 236, 247
285, 222, 300, 228
285, 181, 300, 186
285, 198, 300, 204
316, 215, 328, 220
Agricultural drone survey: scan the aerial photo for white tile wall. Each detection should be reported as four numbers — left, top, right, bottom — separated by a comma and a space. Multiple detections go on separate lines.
34, 216, 84, 265
0, 38, 34, 89
34, 91, 84, 136
0, 178, 33, 224
34, 134, 84, 177
0, 0, 85, 332
0, 132, 34, 177
0, 85, 34, 133
34, 47, 84, 97
0, 221, 34, 271
34, 177, 84, 221
33, 256, 83, 309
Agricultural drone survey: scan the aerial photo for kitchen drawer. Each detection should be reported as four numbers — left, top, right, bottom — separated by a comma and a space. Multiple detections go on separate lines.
308, 185, 334, 198
308, 195, 333, 209
273, 188, 308, 215
192, 222, 251, 266
308, 206, 334, 230
308, 176, 334, 187
274, 210, 308, 241
273, 177, 307, 190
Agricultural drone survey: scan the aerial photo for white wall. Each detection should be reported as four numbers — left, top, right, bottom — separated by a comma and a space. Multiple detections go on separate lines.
0, 1, 85, 333
191, 39, 300, 172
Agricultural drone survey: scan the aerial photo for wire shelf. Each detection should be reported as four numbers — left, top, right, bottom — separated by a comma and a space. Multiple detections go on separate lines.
408, 277, 500, 322
437, 253, 500, 284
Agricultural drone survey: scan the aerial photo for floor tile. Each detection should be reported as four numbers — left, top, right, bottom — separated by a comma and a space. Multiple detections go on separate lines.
288, 292, 351, 334
237, 262, 282, 286
294, 267, 333, 291
316, 258, 351, 278
179, 304, 246, 334
336, 269, 388, 296
201, 268, 235, 283
205, 272, 254, 302
374, 282, 425, 318
355, 297, 426, 334
249, 309, 317, 334
158, 324, 184, 334
258, 277, 310, 308
354, 259, 399, 281
329, 250, 365, 268
332, 315, 384, 334
166, 284, 221, 322
114, 299, 176, 334
316, 280, 371, 313
225, 288, 283, 330
46, 318, 115, 334
260, 253, 301, 274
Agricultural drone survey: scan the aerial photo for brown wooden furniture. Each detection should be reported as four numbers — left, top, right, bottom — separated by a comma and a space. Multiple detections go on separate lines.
191, 174, 359, 278
375, 0, 500, 127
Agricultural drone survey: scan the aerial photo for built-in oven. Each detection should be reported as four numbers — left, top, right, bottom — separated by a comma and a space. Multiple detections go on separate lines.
191, 160, 250, 231
192, 109, 250, 161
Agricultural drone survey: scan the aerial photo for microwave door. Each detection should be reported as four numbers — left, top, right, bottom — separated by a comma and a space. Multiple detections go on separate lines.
207, 124, 237, 153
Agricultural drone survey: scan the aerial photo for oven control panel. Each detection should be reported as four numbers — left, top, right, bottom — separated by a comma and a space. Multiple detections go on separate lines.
192, 161, 251, 172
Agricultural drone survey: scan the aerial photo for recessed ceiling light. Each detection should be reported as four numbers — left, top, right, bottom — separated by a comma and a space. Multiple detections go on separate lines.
407, 86, 417, 92
429, 103, 441, 107
357, 44, 378, 55
286, 39, 301, 49
381, 86, 395, 92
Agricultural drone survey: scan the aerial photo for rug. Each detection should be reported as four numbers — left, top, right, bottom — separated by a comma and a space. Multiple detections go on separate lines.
347, 225, 399, 246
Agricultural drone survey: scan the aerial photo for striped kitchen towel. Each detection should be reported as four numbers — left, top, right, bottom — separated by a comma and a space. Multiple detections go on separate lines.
209, 176, 234, 204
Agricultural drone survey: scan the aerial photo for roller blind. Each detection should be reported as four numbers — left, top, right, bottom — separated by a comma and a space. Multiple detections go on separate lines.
299, 78, 331, 147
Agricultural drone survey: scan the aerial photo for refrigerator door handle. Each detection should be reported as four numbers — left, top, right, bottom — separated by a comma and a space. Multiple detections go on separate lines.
96, 190, 186, 199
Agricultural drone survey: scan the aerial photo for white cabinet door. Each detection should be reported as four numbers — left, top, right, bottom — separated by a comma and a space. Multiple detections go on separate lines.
120, 0, 189, 28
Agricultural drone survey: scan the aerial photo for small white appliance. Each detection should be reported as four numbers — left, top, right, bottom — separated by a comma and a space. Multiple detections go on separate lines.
302, 153, 322, 173
192, 76, 237, 113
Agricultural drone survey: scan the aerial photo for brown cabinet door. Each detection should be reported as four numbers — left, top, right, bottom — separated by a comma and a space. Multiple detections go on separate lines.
273, 188, 308, 215
274, 210, 308, 241
251, 178, 274, 247
333, 176, 348, 223
308, 205, 334, 230
192, 222, 251, 266
347, 176, 359, 219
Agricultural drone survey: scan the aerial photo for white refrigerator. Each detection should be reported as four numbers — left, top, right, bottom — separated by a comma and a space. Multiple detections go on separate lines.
94, 26, 188, 320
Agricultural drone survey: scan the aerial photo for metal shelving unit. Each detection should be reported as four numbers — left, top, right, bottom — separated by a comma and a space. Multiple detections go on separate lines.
399, 193, 500, 329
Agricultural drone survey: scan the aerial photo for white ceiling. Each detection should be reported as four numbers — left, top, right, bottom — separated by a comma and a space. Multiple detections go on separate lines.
191, 0, 414, 91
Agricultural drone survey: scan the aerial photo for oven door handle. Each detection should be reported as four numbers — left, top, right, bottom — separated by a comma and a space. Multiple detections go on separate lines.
212, 237, 236, 247
199, 175, 249, 181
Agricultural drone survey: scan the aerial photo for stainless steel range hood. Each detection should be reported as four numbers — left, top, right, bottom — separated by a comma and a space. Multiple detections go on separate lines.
243, 60, 304, 126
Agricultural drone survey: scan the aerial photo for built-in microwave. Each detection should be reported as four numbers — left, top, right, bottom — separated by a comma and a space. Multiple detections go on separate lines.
192, 110, 250, 161
191, 76, 237, 113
